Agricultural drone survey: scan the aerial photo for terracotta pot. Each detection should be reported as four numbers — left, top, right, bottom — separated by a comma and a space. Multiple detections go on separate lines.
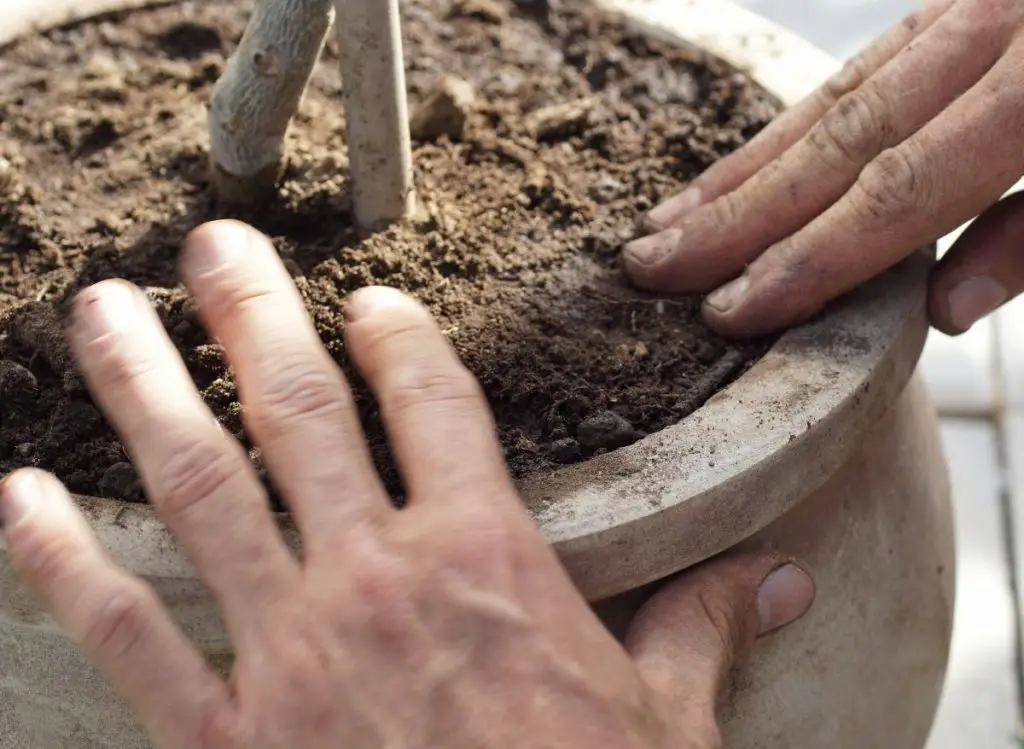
0, 1, 955, 747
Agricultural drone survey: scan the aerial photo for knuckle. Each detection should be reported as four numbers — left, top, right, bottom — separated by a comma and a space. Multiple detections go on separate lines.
819, 56, 868, 108
349, 554, 417, 614
750, 245, 829, 323
852, 146, 924, 221
12, 529, 82, 587
88, 337, 161, 395
194, 705, 239, 749
695, 587, 743, 660
248, 352, 348, 436
810, 90, 886, 168
155, 439, 246, 520
206, 277, 276, 324
385, 364, 482, 420
357, 315, 432, 364
708, 191, 741, 227
78, 583, 156, 660
761, 241, 815, 290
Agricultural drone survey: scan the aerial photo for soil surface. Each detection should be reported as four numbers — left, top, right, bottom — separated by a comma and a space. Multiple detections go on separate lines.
0, 0, 779, 504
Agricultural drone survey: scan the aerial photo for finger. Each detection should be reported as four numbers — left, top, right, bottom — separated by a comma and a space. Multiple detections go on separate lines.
342, 287, 512, 508
639, 0, 955, 233
0, 471, 234, 745
68, 279, 297, 620
928, 191, 1024, 335
701, 42, 1024, 338
625, 553, 813, 722
627, 0, 1008, 293
181, 221, 391, 555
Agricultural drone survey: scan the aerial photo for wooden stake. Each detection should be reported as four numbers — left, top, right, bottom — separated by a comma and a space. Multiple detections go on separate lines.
333, 0, 416, 231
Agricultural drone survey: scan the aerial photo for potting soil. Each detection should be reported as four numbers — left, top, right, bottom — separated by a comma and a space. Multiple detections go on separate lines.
0, 0, 778, 502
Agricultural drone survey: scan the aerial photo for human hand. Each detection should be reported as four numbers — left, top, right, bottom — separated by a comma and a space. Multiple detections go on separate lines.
0, 221, 814, 748
623, 0, 1024, 338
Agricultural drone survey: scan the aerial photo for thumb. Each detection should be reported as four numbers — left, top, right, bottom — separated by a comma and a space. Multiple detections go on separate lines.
928, 191, 1024, 335
625, 553, 814, 718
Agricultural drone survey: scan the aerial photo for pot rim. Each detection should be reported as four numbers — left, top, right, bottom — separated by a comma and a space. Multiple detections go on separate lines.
4, 0, 931, 601
529, 0, 932, 599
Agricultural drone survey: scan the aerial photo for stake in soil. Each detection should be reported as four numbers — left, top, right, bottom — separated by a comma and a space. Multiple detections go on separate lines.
208, 0, 416, 230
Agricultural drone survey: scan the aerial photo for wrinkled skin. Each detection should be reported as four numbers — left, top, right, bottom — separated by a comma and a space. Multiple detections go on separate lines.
0, 221, 813, 749
625, 0, 1024, 338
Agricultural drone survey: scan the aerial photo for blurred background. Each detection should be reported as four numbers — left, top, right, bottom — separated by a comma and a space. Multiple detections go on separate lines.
732, 1, 1024, 746
735, 0, 916, 58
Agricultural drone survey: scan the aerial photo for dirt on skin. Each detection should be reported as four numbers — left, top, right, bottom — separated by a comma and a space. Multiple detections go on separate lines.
0, 0, 779, 504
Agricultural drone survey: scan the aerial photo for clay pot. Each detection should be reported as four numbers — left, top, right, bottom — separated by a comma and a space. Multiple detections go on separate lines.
0, 1, 954, 747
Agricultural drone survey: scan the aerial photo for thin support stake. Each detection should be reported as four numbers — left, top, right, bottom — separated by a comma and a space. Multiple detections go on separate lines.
334, 0, 416, 231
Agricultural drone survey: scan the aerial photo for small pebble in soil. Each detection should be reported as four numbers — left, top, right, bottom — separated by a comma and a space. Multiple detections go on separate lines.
410, 75, 476, 142
0, 360, 39, 403
577, 411, 641, 452
98, 462, 141, 500
549, 420, 569, 440
526, 97, 598, 140
92, 212, 124, 236
588, 176, 627, 204
83, 52, 122, 80
550, 437, 582, 464
450, 0, 508, 23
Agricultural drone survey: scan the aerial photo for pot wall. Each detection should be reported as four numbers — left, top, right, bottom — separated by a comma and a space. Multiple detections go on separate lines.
721, 374, 953, 748
596, 374, 954, 747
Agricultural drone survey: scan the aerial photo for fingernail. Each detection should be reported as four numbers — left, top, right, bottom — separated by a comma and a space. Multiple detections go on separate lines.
186, 220, 251, 278
623, 229, 682, 267
646, 187, 702, 231
757, 563, 815, 635
0, 471, 40, 530
948, 276, 1007, 332
73, 281, 137, 342
344, 286, 414, 322
706, 275, 749, 313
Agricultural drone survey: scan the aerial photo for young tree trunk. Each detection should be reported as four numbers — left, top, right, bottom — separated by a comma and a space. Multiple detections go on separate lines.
334, 0, 417, 231
208, 0, 334, 203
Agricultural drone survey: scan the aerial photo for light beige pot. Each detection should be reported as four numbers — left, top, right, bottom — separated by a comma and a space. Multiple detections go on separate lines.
0, 1, 955, 747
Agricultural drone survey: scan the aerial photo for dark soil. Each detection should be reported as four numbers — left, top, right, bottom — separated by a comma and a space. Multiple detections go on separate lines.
0, 0, 779, 504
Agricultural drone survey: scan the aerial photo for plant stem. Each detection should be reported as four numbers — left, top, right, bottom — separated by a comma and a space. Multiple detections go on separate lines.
208, 0, 334, 203
333, 0, 416, 231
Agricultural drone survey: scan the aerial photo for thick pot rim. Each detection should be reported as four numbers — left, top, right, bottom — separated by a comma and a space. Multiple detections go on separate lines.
3, 0, 931, 601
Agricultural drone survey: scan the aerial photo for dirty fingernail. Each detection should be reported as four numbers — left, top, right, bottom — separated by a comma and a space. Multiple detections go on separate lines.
948, 276, 1007, 332
757, 563, 814, 635
186, 220, 254, 277
345, 286, 416, 322
73, 281, 137, 342
0, 471, 40, 531
623, 229, 682, 267
645, 187, 702, 231
705, 275, 749, 313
